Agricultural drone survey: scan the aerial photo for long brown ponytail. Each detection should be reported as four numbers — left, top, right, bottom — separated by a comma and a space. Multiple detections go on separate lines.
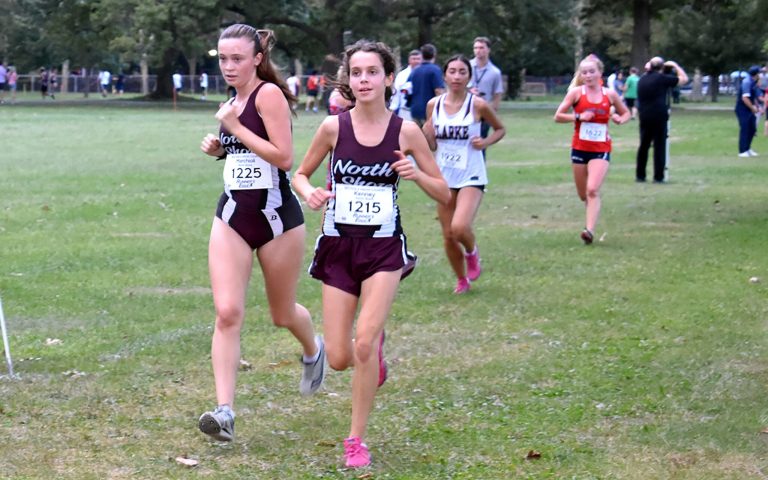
219, 24, 298, 109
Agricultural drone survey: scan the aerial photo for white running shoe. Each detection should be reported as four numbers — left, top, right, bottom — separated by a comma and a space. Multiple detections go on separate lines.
749, 149, 759, 156
199, 405, 235, 441
299, 335, 326, 396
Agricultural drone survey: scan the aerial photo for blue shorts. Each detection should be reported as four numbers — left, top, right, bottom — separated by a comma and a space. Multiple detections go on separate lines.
309, 235, 416, 296
571, 149, 610, 165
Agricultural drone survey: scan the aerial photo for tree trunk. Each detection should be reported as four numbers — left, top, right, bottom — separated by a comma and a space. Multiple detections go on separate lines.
630, 0, 651, 70
141, 56, 149, 95
710, 75, 719, 102
149, 47, 179, 99
61, 60, 70, 95
188, 59, 197, 95
417, 8, 434, 46
572, 0, 586, 72
82, 67, 90, 98
691, 68, 703, 101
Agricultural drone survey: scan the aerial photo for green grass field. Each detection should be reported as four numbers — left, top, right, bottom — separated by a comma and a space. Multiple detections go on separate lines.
0, 101, 767, 479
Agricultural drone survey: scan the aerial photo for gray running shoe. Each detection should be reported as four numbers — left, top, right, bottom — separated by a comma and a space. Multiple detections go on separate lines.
299, 335, 326, 396
198, 405, 235, 441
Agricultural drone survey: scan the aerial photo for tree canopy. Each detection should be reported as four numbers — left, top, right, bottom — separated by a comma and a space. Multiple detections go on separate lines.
1, 0, 766, 98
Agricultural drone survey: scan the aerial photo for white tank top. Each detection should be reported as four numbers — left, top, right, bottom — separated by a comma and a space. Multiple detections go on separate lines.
431, 93, 487, 188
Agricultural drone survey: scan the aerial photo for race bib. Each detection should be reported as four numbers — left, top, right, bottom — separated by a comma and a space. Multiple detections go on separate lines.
223, 153, 273, 190
436, 143, 468, 170
334, 184, 394, 226
578, 122, 607, 143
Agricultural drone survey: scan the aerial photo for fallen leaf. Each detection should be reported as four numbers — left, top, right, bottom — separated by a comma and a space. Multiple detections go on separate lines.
45, 338, 63, 346
239, 359, 252, 371
749, 277, 760, 284
760, 427, 768, 434
526, 450, 542, 460
175, 456, 199, 467
357, 473, 373, 479
267, 359, 293, 368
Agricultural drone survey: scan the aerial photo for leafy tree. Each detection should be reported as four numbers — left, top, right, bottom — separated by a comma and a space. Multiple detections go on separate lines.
93, 0, 223, 98
660, 0, 768, 101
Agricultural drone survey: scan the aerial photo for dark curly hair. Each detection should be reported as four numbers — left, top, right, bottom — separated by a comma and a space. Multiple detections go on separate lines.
335, 40, 396, 105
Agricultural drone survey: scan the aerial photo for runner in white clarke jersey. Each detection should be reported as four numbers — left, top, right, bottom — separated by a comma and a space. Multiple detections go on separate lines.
423, 54, 505, 294
293, 40, 449, 469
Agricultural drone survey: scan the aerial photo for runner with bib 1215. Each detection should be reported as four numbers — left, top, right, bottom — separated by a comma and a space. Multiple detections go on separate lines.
334, 184, 394, 225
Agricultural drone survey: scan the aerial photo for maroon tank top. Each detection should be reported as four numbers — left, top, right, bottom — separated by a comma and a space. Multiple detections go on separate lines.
322, 110, 404, 237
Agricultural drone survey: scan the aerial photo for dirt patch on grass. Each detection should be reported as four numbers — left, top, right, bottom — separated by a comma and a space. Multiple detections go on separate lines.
124, 286, 210, 296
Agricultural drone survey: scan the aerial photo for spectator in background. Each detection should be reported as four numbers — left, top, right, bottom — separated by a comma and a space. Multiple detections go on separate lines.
199, 71, 208, 100
305, 70, 320, 112
286, 71, 300, 110
408, 43, 444, 126
8, 66, 17, 103
635, 56, 688, 183
735, 65, 762, 157
0, 62, 7, 103
469, 36, 505, 143
172, 71, 183, 93
623, 67, 640, 119
115, 72, 125, 95
40, 67, 50, 99
100, 69, 111, 97
612, 71, 625, 98
320, 53, 341, 111
390, 49, 422, 120
49, 68, 58, 99
607, 70, 617, 94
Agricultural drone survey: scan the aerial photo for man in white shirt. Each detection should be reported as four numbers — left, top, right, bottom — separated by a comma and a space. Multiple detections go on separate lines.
390, 49, 422, 120
173, 72, 182, 93
199, 71, 209, 100
100, 69, 111, 97
286, 72, 300, 110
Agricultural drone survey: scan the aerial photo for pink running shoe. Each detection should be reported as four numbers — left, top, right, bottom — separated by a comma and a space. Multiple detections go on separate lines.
453, 277, 471, 294
378, 330, 388, 387
343, 436, 371, 468
465, 247, 482, 281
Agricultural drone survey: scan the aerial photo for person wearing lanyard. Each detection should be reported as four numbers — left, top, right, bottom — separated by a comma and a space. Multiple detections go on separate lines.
469, 36, 504, 140
554, 55, 630, 245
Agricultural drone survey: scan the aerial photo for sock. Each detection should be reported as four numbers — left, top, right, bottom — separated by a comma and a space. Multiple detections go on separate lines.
302, 337, 321, 364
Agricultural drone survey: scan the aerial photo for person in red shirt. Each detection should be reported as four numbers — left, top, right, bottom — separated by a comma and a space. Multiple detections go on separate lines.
554, 55, 630, 244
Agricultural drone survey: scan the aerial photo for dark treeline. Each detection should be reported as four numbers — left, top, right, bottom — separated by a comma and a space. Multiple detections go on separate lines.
1, 0, 766, 99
